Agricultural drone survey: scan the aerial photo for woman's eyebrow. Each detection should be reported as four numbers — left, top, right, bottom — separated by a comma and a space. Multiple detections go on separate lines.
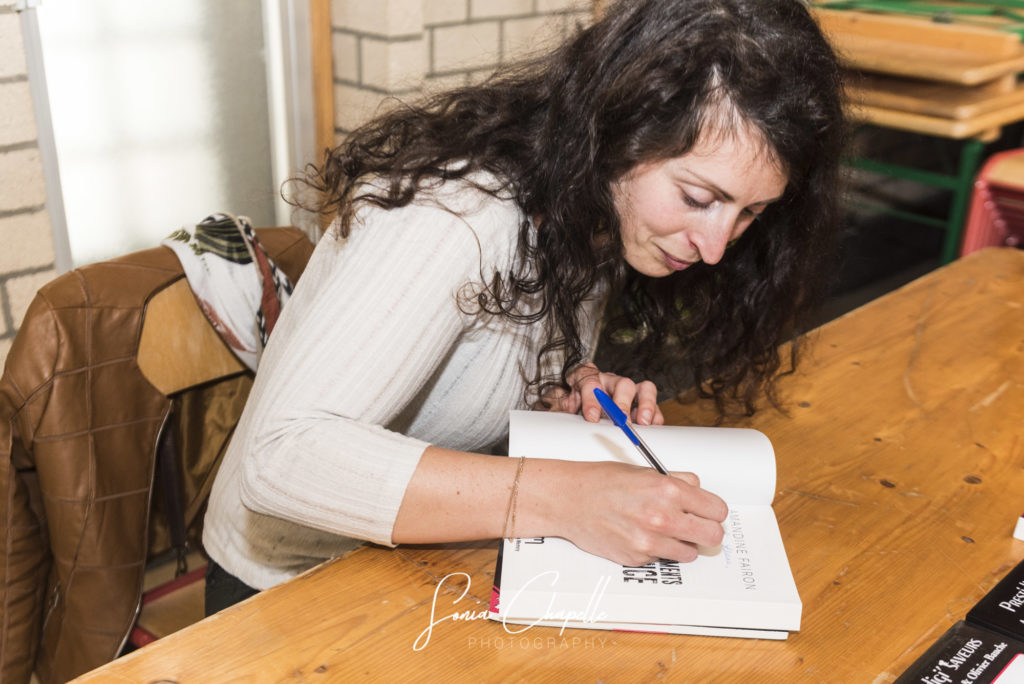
681, 168, 783, 206
680, 170, 735, 202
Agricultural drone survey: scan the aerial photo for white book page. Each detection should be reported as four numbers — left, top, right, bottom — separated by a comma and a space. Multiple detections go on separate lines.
497, 616, 789, 640
494, 504, 801, 631
508, 410, 776, 505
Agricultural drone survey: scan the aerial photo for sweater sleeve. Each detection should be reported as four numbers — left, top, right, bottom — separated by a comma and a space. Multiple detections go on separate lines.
236, 192, 521, 546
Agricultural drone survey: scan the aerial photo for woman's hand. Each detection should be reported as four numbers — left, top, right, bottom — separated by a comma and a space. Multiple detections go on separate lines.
549, 363, 664, 426
523, 459, 728, 567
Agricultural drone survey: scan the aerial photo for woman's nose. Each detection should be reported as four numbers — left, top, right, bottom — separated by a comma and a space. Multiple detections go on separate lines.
691, 212, 738, 265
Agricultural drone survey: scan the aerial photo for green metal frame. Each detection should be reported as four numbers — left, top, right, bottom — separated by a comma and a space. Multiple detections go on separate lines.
847, 136, 987, 263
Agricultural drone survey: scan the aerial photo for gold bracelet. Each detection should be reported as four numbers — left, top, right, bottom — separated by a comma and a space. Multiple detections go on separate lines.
502, 456, 527, 541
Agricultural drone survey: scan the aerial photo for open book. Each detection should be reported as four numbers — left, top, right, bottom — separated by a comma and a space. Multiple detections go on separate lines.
488, 410, 800, 639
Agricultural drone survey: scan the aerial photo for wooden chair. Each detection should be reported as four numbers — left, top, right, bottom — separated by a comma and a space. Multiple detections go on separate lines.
130, 226, 314, 647
128, 279, 249, 646
0, 227, 312, 683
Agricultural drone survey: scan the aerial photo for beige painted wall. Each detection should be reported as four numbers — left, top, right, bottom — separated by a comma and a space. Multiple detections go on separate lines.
0, 0, 594, 367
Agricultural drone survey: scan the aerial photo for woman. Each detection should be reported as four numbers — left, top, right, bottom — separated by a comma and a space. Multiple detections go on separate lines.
202, 0, 845, 612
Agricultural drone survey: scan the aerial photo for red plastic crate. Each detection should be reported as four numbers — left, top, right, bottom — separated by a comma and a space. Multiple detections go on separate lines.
961, 149, 1024, 256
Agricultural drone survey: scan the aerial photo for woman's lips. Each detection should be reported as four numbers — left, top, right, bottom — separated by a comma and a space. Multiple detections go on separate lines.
658, 247, 695, 271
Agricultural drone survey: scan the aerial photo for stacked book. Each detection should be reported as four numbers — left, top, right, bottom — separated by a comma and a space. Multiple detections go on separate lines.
897, 559, 1024, 682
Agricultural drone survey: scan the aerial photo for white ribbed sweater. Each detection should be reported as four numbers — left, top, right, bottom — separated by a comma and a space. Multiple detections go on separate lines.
203, 176, 605, 589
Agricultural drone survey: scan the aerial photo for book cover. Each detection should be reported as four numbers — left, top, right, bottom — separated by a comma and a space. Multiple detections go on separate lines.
895, 621, 1024, 684
488, 410, 800, 638
968, 559, 1024, 643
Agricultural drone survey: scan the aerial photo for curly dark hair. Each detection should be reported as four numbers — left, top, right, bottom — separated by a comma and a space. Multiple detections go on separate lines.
297, 0, 846, 416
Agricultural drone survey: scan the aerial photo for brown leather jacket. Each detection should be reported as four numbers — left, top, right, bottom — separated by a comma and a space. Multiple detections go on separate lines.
0, 228, 313, 684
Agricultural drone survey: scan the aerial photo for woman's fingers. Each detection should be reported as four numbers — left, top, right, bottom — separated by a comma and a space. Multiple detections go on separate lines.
567, 364, 604, 421
567, 364, 661, 425
609, 376, 637, 417
660, 474, 728, 541
630, 380, 662, 425
574, 370, 633, 421
552, 461, 728, 568
672, 471, 700, 487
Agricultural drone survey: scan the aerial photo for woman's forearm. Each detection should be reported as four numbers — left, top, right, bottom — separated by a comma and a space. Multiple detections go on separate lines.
391, 445, 728, 567
391, 446, 552, 543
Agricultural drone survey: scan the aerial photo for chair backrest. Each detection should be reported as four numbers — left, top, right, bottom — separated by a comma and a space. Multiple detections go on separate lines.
0, 226, 315, 684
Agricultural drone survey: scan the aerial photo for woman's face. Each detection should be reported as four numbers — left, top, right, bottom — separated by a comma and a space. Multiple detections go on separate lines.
611, 128, 788, 277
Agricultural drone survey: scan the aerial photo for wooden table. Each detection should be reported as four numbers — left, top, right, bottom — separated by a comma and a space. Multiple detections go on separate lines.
72, 248, 1024, 683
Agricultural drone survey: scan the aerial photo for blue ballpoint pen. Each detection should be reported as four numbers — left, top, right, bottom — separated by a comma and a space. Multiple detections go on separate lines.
593, 388, 669, 475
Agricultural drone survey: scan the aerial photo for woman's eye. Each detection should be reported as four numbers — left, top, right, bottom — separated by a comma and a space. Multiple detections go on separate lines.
682, 194, 712, 210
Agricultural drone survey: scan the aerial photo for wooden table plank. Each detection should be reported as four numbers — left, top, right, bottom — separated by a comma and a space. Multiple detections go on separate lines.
71, 248, 1024, 683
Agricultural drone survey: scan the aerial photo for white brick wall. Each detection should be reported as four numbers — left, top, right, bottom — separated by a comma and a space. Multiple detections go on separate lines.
0, 148, 46, 213
3, 268, 56, 333
0, 11, 27, 78
0, 1, 598, 366
0, 81, 36, 146
0, 211, 54, 272
423, 71, 470, 93
432, 21, 501, 73
332, 31, 360, 83
538, 0, 593, 11
330, 0, 596, 133
333, 82, 393, 132
503, 14, 566, 58
471, 0, 533, 19
0, 4, 59, 366
362, 35, 427, 91
424, 0, 468, 25
331, 0, 423, 36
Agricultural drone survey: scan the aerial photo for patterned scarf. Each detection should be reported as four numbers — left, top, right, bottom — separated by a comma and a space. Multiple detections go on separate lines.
163, 213, 294, 371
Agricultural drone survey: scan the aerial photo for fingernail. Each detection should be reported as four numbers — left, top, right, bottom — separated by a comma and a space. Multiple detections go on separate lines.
639, 410, 652, 425
586, 408, 600, 421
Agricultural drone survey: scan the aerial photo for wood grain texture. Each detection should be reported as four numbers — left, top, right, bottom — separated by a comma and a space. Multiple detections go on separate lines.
309, 0, 334, 160
814, 8, 1021, 59
850, 100, 1024, 139
72, 248, 1024, 683
819, 7, 1024, 139
847, 74, 1024, 121
833, 39, 1024, 86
